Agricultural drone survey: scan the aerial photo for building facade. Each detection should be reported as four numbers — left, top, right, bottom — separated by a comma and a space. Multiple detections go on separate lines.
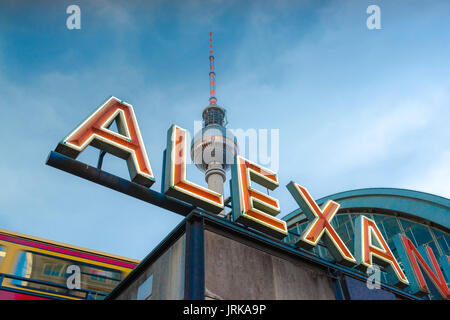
106, 187, 449, 300
283, 188, 450, 300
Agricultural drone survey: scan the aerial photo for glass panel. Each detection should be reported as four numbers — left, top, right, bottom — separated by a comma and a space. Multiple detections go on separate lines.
372, 214, 387, 224
406, 229, 417, 247
380, 270, 388, 284
333, 214, 348, 227
377, 222, 388, 241
444, 235, 450, 255
335, 224, 350, 243
381, 217, 402, 240
286, 227, 300, 244
409, 224, 433, 246
432, 228, 445, 238
350, 214, 359, 225
288, 226, 299, 235
426, 241, 440, 259
10, 250, 122, 299
384, 267, 398, 285
317, 245, 334, 262
435, 237, 448, 256
312, 247, 320, 257
285, 233, 293, 245
0, 245, 5, 266
347, 222, 354, 237
424, 275, 443, 300
370, 230, 383, 249
389, 241, 401, 261
347, 238, 355, 255
431, 229, 450, 256
298, 222, 308, 234
400, 218, 416, 231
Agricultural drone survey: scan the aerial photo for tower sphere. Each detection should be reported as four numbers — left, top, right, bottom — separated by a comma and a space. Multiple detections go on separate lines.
191, 103, 238, 173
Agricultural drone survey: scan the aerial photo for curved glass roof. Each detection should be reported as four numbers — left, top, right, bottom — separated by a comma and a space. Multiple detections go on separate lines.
283, 188, 450, 231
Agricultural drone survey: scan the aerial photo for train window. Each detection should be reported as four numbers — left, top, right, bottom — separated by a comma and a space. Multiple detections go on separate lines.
43, 263, 64, 277
10, 250, 123, 299
0, 245, 5, 266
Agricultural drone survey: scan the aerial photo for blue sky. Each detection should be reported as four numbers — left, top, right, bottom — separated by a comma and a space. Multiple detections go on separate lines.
0, 0, 449, 260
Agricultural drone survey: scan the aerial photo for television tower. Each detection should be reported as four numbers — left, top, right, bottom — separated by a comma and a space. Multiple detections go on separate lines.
191, 33, 239, 217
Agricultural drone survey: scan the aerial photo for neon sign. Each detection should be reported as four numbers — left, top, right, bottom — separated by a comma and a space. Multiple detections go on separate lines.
393, 234, 450, 298
286, 182, 356, 267
55, 96, 155, 187
163, 125, 224, 213
52, 96, 450, 299
231, 155, 287, 239
354, 216, 409, 288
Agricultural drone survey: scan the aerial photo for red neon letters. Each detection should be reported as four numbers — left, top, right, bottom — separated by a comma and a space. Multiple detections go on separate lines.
231, 155, 287, 239
394, 234, 450, 299
164, 125, 224, 213
53, 98, 450, 297
286, 182, 356, 267
55, 96, 155, 187
355, 216, 409, 288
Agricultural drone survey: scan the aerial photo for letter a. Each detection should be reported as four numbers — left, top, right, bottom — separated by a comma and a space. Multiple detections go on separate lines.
66, 265, 81, 290
355, 216, 409, 288
55, 96, 155, 187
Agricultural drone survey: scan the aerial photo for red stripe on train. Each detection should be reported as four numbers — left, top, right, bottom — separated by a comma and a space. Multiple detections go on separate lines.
0, 234, 136, 269
0, 289, 51, 300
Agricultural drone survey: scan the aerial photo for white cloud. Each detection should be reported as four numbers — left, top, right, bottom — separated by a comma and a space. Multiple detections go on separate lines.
318, 99, 434, 170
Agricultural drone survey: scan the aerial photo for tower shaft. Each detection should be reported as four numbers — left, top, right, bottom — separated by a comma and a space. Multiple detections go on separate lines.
205, 162, 226, 198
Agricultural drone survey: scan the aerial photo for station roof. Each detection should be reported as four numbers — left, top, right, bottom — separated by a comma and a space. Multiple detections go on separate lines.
282, 188, 450, 231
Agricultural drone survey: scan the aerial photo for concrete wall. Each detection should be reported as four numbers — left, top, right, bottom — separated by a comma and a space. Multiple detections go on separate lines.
115, 234, 186, 300
204, 230, 336, 300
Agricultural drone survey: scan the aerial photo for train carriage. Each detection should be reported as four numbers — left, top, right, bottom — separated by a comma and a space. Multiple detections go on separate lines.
0, 228, 138, 300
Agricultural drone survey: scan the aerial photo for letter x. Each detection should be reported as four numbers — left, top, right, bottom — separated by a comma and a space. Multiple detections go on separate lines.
287, 182, 356, 267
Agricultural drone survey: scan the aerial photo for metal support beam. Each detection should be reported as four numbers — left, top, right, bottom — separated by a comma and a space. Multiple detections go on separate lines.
184, 215, 205, 300
96, 150, 107, 170
328, 269, 350, 300
45, 151, 195, 217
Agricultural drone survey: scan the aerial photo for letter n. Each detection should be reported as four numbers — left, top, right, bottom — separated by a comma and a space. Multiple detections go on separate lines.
393, 234, 450, 299
55, 96, 155, 187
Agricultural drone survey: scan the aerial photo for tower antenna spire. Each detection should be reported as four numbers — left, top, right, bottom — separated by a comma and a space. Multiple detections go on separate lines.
209, 32, 217, 105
